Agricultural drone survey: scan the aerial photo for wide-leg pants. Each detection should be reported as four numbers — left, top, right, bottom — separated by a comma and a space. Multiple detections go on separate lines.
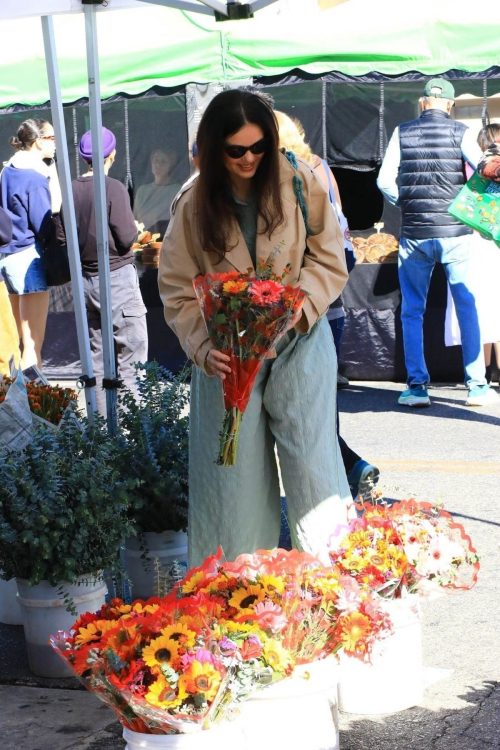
188, 316, 351, 568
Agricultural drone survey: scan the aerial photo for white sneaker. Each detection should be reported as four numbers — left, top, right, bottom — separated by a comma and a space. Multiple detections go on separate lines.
466, 385, 500, 407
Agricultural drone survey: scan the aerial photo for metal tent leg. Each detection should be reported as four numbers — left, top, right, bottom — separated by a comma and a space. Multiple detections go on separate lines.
41, 14, 97, 422
84, 3, 119, 435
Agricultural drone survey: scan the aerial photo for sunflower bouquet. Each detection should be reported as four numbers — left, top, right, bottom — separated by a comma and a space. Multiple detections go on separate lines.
329, 497, 480, 600
177, 548, 392, 665
193, 246, 306, 466
50, 593, 287, 735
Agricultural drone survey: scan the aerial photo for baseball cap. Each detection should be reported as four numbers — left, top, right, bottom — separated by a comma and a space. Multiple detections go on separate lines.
78, 127, 116, 162
423, 78, 455, 101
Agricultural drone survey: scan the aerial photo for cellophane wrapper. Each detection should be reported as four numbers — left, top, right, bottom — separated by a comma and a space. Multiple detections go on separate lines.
328, 497, 480, 600
192, 271, 306, 466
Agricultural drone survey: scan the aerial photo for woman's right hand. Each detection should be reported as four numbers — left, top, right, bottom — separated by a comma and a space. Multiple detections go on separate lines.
205, 348, 232, 379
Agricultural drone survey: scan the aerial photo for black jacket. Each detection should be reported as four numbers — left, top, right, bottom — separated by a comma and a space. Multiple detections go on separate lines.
398, 109, 471, 240
0, 206, 13, 248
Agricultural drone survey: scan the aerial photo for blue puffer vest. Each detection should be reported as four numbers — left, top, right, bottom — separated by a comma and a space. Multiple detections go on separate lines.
398, 109, 471, 239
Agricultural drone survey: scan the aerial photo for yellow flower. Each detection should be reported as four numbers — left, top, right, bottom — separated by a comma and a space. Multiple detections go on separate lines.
120, 602, 160, 619
263, 639, 293, 673
145, 675, 187, 709
142, 636, 180, 668
160, 623, 197, 647
223, 620, 259, 634
178, 660, 222, 701
75, 619, 117, 645
223, 279, 248, 294
229, 584, 266, 614
181, 570, 206, 594
259, 574, 286, 595
340, 613, 372, 652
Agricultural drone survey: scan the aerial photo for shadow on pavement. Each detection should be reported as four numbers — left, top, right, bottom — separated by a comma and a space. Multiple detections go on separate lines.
339, 385, 500, 428
339, 681, 499, 750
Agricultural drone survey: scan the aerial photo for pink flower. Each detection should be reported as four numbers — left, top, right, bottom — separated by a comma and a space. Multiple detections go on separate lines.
248, 280, 283, 306
253, 600, 288, 633
181, 648, 216, 669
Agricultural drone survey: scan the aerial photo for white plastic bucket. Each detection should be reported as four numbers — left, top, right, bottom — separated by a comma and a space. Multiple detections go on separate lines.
241, 657, 340, 750
0, 575, 23, 625
124, 531, 188, 600
338, 596, 423, 714
17, 576, 107, 678
123, 719, 242, 749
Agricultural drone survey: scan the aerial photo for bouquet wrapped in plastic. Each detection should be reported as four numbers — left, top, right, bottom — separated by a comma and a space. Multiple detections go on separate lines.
328, 495, 480, 600
50, 593, 289, 735
176, 548, 392, 665
193, 247, 306, 466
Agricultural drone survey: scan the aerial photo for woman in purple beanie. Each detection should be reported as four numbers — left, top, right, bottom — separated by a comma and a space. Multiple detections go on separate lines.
72, 126, 148, 415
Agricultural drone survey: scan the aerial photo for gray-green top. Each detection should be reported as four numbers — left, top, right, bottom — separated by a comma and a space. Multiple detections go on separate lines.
233, 191, 258, 266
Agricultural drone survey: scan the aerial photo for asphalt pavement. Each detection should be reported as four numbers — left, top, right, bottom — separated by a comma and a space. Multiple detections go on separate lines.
1, 380, 499, 749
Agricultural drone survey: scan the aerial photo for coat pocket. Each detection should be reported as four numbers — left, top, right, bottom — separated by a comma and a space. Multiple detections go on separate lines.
122, 303, 147, 344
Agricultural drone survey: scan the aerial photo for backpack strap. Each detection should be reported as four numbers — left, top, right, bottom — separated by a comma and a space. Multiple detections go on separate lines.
285, 150, 311, 238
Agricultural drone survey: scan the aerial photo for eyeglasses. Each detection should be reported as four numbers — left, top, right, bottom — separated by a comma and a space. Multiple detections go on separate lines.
223, 138, 268, 160
40, 135, 56, 141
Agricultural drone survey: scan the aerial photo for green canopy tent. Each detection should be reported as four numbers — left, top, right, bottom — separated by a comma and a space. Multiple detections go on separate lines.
1, 0, 500, 110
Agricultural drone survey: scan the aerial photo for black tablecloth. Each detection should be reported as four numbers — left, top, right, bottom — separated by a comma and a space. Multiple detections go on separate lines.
41, 261, 466, 383
340, 263, 464, 381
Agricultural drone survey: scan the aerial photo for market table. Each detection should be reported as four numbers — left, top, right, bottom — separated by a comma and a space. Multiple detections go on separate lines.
41, 261, 466, 383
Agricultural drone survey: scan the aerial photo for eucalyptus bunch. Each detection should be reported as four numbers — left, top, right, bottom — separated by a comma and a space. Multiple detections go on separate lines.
116, 361, 189, 534
0, 420, 138, 587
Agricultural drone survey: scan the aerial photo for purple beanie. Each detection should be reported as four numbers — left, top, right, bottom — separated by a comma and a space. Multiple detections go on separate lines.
78, 127, 116, 162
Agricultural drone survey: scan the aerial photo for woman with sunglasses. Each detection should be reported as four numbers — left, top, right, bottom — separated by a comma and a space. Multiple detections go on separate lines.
0, 119, 56, 369
159, 89, 350, 567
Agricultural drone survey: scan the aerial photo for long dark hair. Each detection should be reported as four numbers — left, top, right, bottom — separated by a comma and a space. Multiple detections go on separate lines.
477, 123, 500, 152
194, 89, 285, 261
9, 118, 48, 151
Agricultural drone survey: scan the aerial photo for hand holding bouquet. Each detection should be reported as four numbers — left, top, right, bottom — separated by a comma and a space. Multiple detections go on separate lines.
193, 245, 306, 466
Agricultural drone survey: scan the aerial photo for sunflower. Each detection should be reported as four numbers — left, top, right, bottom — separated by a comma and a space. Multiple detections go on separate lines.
181, 571, 206, 594
259, 574, 286, 595
262, 639, 293, 673
229, 584, 266, 614
75, 619, 118, 646
160, 623, 197, 647
339, 612, 372, 652
142, 636, 180, 668
145, 675, 187, 709
178, 660, 222, 701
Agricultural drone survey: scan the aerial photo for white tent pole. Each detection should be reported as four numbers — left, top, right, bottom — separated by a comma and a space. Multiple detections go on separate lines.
41, 14, 97, 423
83, 3, 118, 435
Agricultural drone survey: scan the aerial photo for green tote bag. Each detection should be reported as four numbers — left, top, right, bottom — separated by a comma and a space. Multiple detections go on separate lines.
448, 172, 500, 244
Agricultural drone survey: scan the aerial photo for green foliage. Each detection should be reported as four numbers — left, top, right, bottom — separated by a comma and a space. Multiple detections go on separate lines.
116, 362, 190, 534
0, 421, 138, 587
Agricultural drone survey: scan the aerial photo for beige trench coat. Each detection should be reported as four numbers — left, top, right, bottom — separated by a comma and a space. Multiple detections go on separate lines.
158, 151, 348, 373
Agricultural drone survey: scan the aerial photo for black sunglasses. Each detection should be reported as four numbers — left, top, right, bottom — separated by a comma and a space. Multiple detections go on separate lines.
223, 138, 268, 160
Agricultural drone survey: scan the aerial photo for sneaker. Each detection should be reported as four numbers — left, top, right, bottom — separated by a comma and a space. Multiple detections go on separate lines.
398, 385, 431, 407
466, 384, 500, 407
347, 459, 380, 499
337, 373, 350, 389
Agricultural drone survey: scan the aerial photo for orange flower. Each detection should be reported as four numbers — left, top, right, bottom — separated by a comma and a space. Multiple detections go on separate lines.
339, 612, 372, 652
178, 660, 222, 701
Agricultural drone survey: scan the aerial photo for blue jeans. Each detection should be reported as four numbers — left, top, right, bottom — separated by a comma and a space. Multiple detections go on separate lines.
399, 236, 485, 388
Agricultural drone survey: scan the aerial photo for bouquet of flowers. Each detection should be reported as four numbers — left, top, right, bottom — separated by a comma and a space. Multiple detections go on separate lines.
0, 376, 78, 427
176, 548, 392, 665
50, 593, 289, 735
329, 497, 480, 600
193, 246, 306, 466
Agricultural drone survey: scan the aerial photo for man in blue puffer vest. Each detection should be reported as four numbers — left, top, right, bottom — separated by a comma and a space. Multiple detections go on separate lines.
378, 78, 498, 408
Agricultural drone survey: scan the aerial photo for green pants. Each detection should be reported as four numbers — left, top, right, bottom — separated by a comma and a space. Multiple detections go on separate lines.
188, 316, 350, 568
